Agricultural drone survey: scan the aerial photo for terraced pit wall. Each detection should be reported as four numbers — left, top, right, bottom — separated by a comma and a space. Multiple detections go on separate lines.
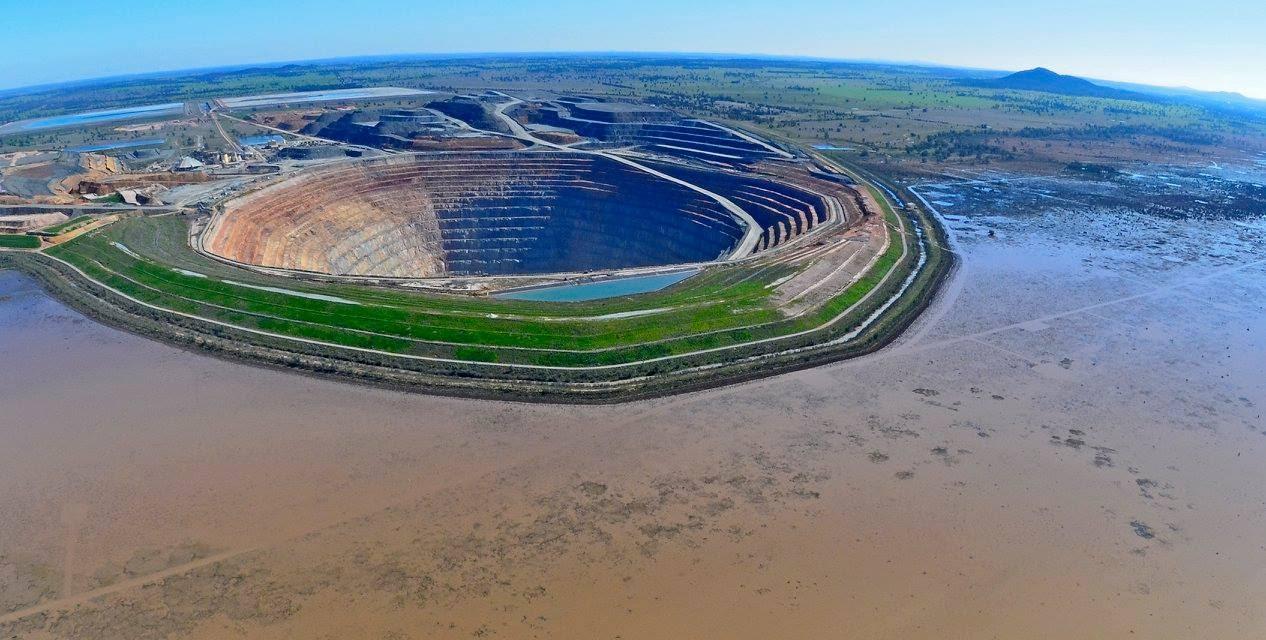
646, 161, 850, 252
203, 152, 748, 277
532, 107, 781, 162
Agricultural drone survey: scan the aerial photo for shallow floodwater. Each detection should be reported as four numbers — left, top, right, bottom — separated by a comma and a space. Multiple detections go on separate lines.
1, 166, 1264, 638
494, 269, 699, 302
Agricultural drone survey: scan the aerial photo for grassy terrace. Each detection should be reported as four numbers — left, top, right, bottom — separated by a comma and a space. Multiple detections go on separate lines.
0, 234, 40, 249
36, 215, 95, 235
32, 198, 911, 374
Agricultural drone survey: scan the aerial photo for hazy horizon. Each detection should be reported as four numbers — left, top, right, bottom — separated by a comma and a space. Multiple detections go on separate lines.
4, 50, 1261, 105
3, 0, 1264, 99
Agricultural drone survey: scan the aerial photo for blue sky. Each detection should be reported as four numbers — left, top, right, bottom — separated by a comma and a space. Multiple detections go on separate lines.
3, 0, 1264, 98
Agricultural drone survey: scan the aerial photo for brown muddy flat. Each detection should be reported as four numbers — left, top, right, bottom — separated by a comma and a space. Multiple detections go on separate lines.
1, 170, 1264, 638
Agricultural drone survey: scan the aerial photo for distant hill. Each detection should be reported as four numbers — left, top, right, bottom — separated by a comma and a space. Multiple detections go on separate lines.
963, 67, 1144, 100
1096, 79, 1266, 116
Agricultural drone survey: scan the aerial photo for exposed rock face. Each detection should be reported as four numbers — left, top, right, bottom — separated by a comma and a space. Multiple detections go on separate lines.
314, 109, 459, 150
568, 102, 676, 123
0, 212, 68, 232
276, 147, 361, 161
427, 97, 511, 134
204, 152, 749, 277
76, 153, 121, 174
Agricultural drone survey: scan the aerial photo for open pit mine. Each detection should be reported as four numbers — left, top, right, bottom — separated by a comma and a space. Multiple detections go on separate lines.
0, 90, 948, 401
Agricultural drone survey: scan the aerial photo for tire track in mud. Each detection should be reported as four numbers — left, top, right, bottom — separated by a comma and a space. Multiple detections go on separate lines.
0, 549, 253, 625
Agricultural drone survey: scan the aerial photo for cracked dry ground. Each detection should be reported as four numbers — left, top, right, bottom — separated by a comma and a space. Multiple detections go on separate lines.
1, 204, 1265, 638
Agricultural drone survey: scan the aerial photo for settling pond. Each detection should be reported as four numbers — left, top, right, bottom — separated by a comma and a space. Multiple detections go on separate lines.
0, 103, 183, 134
218, 87, 431, 109
68, 137, 166, 153
238, 134, 285, 146
494, 269, 698, 302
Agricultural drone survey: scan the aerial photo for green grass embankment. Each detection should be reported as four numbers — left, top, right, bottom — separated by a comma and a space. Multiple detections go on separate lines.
0, 234, 40, 249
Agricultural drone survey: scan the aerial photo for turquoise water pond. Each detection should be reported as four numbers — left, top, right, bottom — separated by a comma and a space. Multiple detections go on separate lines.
494, 270, 699, 302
